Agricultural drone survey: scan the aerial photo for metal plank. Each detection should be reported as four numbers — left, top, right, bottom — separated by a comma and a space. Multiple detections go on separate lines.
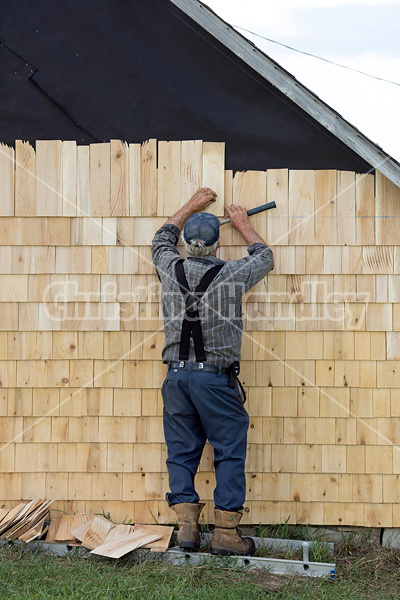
0, 535, 336, 579
0, 539, 88, 557
163, 547, 336, 578
200, 533, 334, 554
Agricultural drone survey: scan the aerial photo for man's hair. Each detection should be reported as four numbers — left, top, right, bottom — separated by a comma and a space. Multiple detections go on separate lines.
181, 233, 219, 256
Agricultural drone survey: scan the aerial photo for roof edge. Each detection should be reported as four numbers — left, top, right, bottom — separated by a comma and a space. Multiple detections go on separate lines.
169, 0, 400, 187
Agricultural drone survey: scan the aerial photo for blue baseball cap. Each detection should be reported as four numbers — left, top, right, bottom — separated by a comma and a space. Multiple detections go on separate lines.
183, 212, 220, 247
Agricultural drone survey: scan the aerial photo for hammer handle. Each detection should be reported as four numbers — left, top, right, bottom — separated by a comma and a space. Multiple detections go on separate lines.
219, 201, 276, 226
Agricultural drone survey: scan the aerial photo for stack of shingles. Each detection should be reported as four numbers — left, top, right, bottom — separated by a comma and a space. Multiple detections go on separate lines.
0, 499, 54, 543
46, 514, 174, 559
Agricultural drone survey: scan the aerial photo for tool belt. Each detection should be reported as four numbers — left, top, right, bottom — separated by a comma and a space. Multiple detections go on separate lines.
168, 360, 229, 374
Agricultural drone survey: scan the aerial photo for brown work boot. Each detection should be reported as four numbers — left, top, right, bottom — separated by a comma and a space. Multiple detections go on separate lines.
171, 502, 205, 552
211, 509, 255, 556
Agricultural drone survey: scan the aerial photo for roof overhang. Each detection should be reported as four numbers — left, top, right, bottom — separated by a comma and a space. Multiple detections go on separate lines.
169, 0, 400, 187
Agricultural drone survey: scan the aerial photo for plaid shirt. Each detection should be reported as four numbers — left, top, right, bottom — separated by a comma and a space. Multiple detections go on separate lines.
151, 224, 274, 367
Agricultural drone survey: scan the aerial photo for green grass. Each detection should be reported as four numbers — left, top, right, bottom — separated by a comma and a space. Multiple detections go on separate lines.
254, 545, 303, 561
309, 539, 333, 564
0, 545, 268, 600
255, 516, 317, 541
1, 539, 400, 599
275, 543, 400, 600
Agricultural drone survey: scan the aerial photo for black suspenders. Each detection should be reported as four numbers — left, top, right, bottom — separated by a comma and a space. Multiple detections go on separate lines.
175, 259, 223, 363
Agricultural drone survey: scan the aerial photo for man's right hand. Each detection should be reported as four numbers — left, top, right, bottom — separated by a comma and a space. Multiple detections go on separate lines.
224, 204, 249, 230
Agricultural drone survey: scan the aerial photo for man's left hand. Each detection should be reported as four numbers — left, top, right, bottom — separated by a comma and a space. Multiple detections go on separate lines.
188, 188, 217, 212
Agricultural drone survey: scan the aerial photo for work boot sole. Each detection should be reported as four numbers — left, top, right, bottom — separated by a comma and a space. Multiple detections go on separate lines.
178, 541, 200, 552
210, 546, 255, 557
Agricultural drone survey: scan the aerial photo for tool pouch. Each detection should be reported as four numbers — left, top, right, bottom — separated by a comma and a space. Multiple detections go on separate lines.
228, 361, 247, 405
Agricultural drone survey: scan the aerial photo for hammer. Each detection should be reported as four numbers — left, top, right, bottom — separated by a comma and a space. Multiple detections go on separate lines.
219, 201, 276, 226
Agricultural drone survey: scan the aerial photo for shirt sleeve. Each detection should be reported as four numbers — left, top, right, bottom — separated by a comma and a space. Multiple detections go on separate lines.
151, 224, 182, 280
226, 242, 274, 292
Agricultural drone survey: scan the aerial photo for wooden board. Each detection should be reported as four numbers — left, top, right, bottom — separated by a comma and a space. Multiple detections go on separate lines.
337, 171, 356, 245
36, 140, 62, 216
70, 517, 95, 542
55, 514, 93, 541
7, 500, 54, 541
0, 143, 14, 216
62, 141, 77, 216
15, 140, 36, 215
0, 509, 9, 523
111, 139, 129, 216
129, 143, 141, 216
314, 170, 336, 245
0, 507, 16, 527
81, 515, 115, 550
141, 139, 157, 216
220, 170, 233, 246
355, 173, 375, 245
202, 142, 224, 216
77, 145, 90, 216
232, 171, 267, 241
158, 141, 181, 216
0, 503, 26, 536
288, 170, 314, 245
19, 516, 46, 543
1, 499, 37, 538
133, 524, 174, 552
90, 143, 111, 216
376, 170, 400, 244
104, 523, 133, 543
91, 532, 162, 559
181, 140, 202, 203
45, 518, 62, 542
3, 498, 44, 539
267, 169, 288, 245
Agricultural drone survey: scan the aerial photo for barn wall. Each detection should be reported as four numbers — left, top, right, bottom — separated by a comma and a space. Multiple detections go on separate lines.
0, 138, 399, 527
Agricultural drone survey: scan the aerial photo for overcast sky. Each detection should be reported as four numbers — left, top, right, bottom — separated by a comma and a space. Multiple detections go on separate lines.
204, 0, 400, 163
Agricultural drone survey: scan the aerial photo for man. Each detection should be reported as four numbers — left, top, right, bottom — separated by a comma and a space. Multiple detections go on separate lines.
151, 187, 274, 556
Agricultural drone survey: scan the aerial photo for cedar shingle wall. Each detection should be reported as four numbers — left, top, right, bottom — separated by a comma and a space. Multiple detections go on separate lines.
0, 139, 399, 527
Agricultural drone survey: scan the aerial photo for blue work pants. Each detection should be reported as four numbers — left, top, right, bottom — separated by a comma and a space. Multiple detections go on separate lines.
161, 364, 249, 512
